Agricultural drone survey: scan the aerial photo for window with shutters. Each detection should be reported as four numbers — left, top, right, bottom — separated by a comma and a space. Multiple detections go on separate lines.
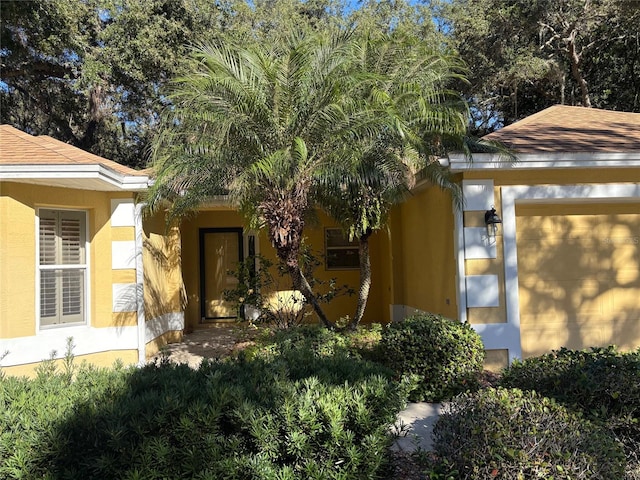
38, 209, 87, 328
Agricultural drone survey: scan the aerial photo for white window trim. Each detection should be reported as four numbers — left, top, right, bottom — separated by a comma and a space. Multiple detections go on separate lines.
36, 208, 91, 331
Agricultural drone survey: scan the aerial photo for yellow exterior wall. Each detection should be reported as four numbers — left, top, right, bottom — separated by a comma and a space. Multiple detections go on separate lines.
462, 167, 640, 185
178, 208, 388, 329
390, 185, 458, 319
145, 330, 184, 358
0, 183, 133, 335
142, 212, 185, 323
484, 349, 509, 372
0, 182, 138, 359
0, 186, 35, 338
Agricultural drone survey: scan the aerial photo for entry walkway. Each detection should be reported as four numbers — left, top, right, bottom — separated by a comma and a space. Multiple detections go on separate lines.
393, 402, 443, 452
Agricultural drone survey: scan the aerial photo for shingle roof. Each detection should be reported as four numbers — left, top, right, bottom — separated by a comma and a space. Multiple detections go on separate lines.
482, 105, 640, 153
0, 124, 143, 176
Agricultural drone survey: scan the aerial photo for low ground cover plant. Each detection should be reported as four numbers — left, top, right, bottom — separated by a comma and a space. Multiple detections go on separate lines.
432, 387, 627, 479
379, 313, 485, 402
1, 347, 407, 479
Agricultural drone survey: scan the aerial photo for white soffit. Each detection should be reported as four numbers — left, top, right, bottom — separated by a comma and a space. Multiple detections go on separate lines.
0, 165, 149, 191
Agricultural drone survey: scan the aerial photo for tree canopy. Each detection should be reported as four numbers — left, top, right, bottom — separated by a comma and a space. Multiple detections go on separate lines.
436, 0, 640, 134
4, 0, 636, 155
147, 31, 470, 327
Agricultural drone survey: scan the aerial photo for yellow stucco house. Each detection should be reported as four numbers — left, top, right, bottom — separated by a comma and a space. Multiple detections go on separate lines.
0, 125, 183, 376
1, 105, 639, 375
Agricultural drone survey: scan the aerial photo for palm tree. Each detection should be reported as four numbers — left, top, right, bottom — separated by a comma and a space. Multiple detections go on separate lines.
316, 34, 470, 328
148, 33, 384, 329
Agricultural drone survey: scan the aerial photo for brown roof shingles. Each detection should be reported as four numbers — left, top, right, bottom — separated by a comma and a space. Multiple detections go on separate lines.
0, 124, 144, 176
482, 105, 640, 153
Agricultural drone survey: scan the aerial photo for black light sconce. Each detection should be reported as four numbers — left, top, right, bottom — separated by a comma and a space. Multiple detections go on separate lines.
484, 206, 502, 239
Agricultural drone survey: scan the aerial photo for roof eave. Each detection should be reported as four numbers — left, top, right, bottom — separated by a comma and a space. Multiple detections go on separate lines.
0, 164, 150, 191
448, 151, 640, 171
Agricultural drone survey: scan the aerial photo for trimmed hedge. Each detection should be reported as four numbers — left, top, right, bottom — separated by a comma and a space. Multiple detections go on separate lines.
379, 313, 485, 401
0, 349, 407, 479
499, 346, 640, 477
433, 387, 627, 479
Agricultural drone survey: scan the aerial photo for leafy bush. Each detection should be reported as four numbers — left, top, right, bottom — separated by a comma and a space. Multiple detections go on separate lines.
244, 323, 383, 362
500, 346, 640, 476
379, 313, 485, 401
1, 347, 407, 479
433, 387, 627, 480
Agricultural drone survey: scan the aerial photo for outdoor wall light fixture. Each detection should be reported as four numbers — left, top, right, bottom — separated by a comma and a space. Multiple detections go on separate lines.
484, 206, 502, 239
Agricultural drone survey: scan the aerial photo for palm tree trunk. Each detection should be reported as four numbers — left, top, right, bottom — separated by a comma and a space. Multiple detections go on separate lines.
349, 230, 372, 329
278, 247, 335, 329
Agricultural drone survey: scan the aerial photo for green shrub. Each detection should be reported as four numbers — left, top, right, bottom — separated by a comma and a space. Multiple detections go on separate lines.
433, 387, 626, 480
500, 346, 640, 473
379, 313, 485, 401
1, 347, 407, 479
245, 323, 383, 363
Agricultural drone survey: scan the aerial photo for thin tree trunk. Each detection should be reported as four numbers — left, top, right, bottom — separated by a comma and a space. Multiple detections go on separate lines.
349, 230, 372, 329
278, 247, 335, 329
567, 30, 591, 108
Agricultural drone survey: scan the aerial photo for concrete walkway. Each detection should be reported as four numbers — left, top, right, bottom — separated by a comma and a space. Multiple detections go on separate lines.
392, 402, 443, 452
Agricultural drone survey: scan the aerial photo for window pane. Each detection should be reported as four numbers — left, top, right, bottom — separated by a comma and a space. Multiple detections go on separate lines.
326, 229, 355, 247
60, 217, 83, 264
40, 270, 58, 319
62, 270, 84, 316
39, 217, 57, 265
327, 248, 360, 269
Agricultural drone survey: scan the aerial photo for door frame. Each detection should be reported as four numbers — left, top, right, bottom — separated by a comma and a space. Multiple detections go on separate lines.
198, 227, 244, 321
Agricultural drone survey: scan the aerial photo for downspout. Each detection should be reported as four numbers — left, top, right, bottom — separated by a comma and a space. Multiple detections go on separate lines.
134, 202, 146, 365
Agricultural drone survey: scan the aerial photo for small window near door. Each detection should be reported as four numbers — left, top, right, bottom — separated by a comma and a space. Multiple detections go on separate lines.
325, 228, 359, 270
38, 209, 87, 328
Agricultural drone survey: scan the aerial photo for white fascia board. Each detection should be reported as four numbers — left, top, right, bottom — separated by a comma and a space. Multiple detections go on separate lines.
0, 165, 149, 190
449, 152, 640, 170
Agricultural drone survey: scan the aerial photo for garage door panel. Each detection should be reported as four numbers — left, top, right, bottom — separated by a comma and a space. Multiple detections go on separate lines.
517, 207, 640, 358
521, 324, 604, 358
520, 278, 608, 317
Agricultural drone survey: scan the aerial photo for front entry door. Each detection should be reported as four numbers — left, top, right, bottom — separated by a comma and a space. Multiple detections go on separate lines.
199, 228, 243, 321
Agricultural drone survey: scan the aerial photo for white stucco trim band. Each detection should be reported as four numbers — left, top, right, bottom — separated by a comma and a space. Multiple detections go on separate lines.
0, 326, 139, 367
454, 206, 468, 324
134, 203, 146, 364
449, 152, 640, 170
145, 312, 185, 343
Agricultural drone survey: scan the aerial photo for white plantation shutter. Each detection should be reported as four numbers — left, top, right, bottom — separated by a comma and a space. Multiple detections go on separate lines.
38, 210, 87, 327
